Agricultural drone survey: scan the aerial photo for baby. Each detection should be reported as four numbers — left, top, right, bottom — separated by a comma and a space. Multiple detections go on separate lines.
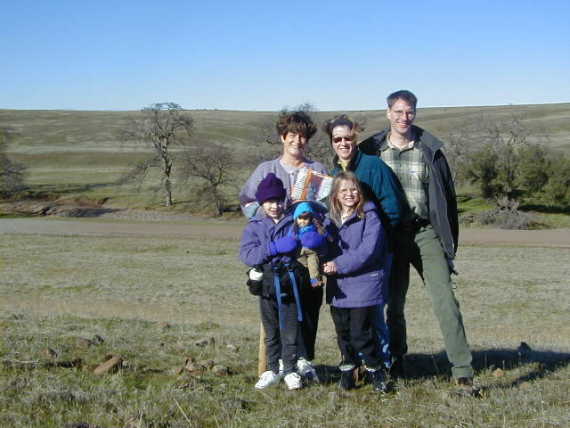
293, 202, 328, 287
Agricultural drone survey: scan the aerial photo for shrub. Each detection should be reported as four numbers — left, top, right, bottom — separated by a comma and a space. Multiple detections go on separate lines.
473, 198, 540, 229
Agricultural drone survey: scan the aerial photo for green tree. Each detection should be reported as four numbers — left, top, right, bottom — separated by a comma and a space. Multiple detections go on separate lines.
517, 144, 550, 194
464, 114, 535, 202
543, 155, 570, 206
465, 144, 499, 199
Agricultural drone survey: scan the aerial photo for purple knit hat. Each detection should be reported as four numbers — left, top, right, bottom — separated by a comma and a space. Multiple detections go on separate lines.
255, 173, 286, 204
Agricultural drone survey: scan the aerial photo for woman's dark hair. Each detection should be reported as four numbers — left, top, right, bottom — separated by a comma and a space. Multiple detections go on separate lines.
322, 114, 364, 142
328, 171, 366, 223
275, 110, 317, 140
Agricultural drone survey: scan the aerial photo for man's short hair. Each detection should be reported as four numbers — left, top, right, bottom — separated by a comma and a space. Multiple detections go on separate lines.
387, 90, 418, 110
276, 110, 317, 140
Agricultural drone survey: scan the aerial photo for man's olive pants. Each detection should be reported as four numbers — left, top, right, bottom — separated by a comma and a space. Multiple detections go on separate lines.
388, 225, 474, 379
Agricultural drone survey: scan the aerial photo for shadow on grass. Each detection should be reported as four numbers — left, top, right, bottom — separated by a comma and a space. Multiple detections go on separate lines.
314, 346, 570, 387
18, 182, 118, 201
519, 203, 570, 215
57, 207, 121, 218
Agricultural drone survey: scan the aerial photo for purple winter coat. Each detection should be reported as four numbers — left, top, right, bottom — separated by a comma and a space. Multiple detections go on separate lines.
326, 201, 388, 308
239, 212, 295, 267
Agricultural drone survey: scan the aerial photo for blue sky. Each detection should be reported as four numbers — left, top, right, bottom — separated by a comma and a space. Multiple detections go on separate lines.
1, 0, 569, 111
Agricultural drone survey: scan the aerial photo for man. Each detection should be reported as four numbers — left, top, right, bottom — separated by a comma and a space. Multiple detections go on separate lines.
359, 90, 478, 395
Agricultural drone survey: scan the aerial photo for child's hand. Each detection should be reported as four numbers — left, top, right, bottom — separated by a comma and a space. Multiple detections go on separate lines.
267, 236, 299, 256
323, 261, 337, 274
310, 278, 323, 288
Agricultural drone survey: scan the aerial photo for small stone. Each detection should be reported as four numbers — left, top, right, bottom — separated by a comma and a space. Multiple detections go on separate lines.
185, 358, 205, 374
212, 365, 229, 376
43, 347, 58, 359
492, 368, 505, 377
173, 366, 185, 375
93, 356, 122, 375
199, 359, 215, 370
64, 423, 102, 428
92, 335, 105, 345
226, 344, 239, 352
75, 337, 94, 348
194, 337, 215, 347
519, 381, 531, 389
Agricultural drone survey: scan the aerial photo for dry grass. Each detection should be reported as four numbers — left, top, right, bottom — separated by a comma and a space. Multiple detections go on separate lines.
1, 221, 569, 427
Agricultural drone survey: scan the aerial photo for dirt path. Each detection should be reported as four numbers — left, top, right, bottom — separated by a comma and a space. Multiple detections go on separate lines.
1, 217, 570, 247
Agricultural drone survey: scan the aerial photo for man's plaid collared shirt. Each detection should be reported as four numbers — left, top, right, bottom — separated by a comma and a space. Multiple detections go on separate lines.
381, 138, 430, 220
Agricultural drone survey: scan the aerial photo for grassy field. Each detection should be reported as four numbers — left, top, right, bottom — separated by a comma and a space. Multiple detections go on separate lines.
1, 220, 569, 427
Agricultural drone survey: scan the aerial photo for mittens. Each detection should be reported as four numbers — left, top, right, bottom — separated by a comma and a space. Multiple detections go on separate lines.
300, 231, 326, 249
248, 267, 263, 281
246, 267, 263, 296
267, 236, 299, 256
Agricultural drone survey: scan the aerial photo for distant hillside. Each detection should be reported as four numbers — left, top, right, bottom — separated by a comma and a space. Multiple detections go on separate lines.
1, 103, 569, 209
2, 103, 570, 153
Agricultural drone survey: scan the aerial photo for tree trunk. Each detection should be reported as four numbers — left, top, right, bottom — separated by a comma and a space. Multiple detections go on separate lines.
162, 155, 173, 207
165, 178, 173, 207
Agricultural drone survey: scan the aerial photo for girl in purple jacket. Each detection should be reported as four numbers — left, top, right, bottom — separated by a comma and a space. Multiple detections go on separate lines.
323, 172, 391, 392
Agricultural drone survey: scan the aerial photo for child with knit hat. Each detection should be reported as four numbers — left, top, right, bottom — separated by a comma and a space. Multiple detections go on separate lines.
293, 202, 329, 288
239, 173, 312, 391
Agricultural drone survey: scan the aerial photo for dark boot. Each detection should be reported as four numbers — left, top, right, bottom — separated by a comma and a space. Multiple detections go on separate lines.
339, 369, 356, 390
368, 369, 392, 393
454, 377, 481, 398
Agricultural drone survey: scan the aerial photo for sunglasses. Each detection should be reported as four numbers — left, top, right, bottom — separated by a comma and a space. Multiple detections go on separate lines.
332, 136, 355, 144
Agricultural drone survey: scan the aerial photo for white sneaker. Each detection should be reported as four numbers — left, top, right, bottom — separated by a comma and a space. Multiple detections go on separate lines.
284, 372, 302, 390
255, 370, 282, 390
297, 358, 320, 383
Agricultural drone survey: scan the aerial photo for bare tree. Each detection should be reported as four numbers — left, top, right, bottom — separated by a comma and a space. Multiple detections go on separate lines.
0, 127, 26, 198
442, 120, 478, 185
179, 143, 234, 216
121, 103, 193, 207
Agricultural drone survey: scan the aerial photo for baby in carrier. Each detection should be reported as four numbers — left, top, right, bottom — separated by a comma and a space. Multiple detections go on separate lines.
292, 201, 330, 288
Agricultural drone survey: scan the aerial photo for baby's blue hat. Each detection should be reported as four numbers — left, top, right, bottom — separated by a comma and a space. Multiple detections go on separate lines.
293, 201, 315, 220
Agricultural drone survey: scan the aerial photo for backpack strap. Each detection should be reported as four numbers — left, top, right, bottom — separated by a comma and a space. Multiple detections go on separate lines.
272, 265, 285, 330
284, 261, 303, 324
271, 261, 304, 330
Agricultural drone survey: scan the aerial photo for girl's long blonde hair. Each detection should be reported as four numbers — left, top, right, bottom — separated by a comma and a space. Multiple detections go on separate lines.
328, 172, 366, 223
